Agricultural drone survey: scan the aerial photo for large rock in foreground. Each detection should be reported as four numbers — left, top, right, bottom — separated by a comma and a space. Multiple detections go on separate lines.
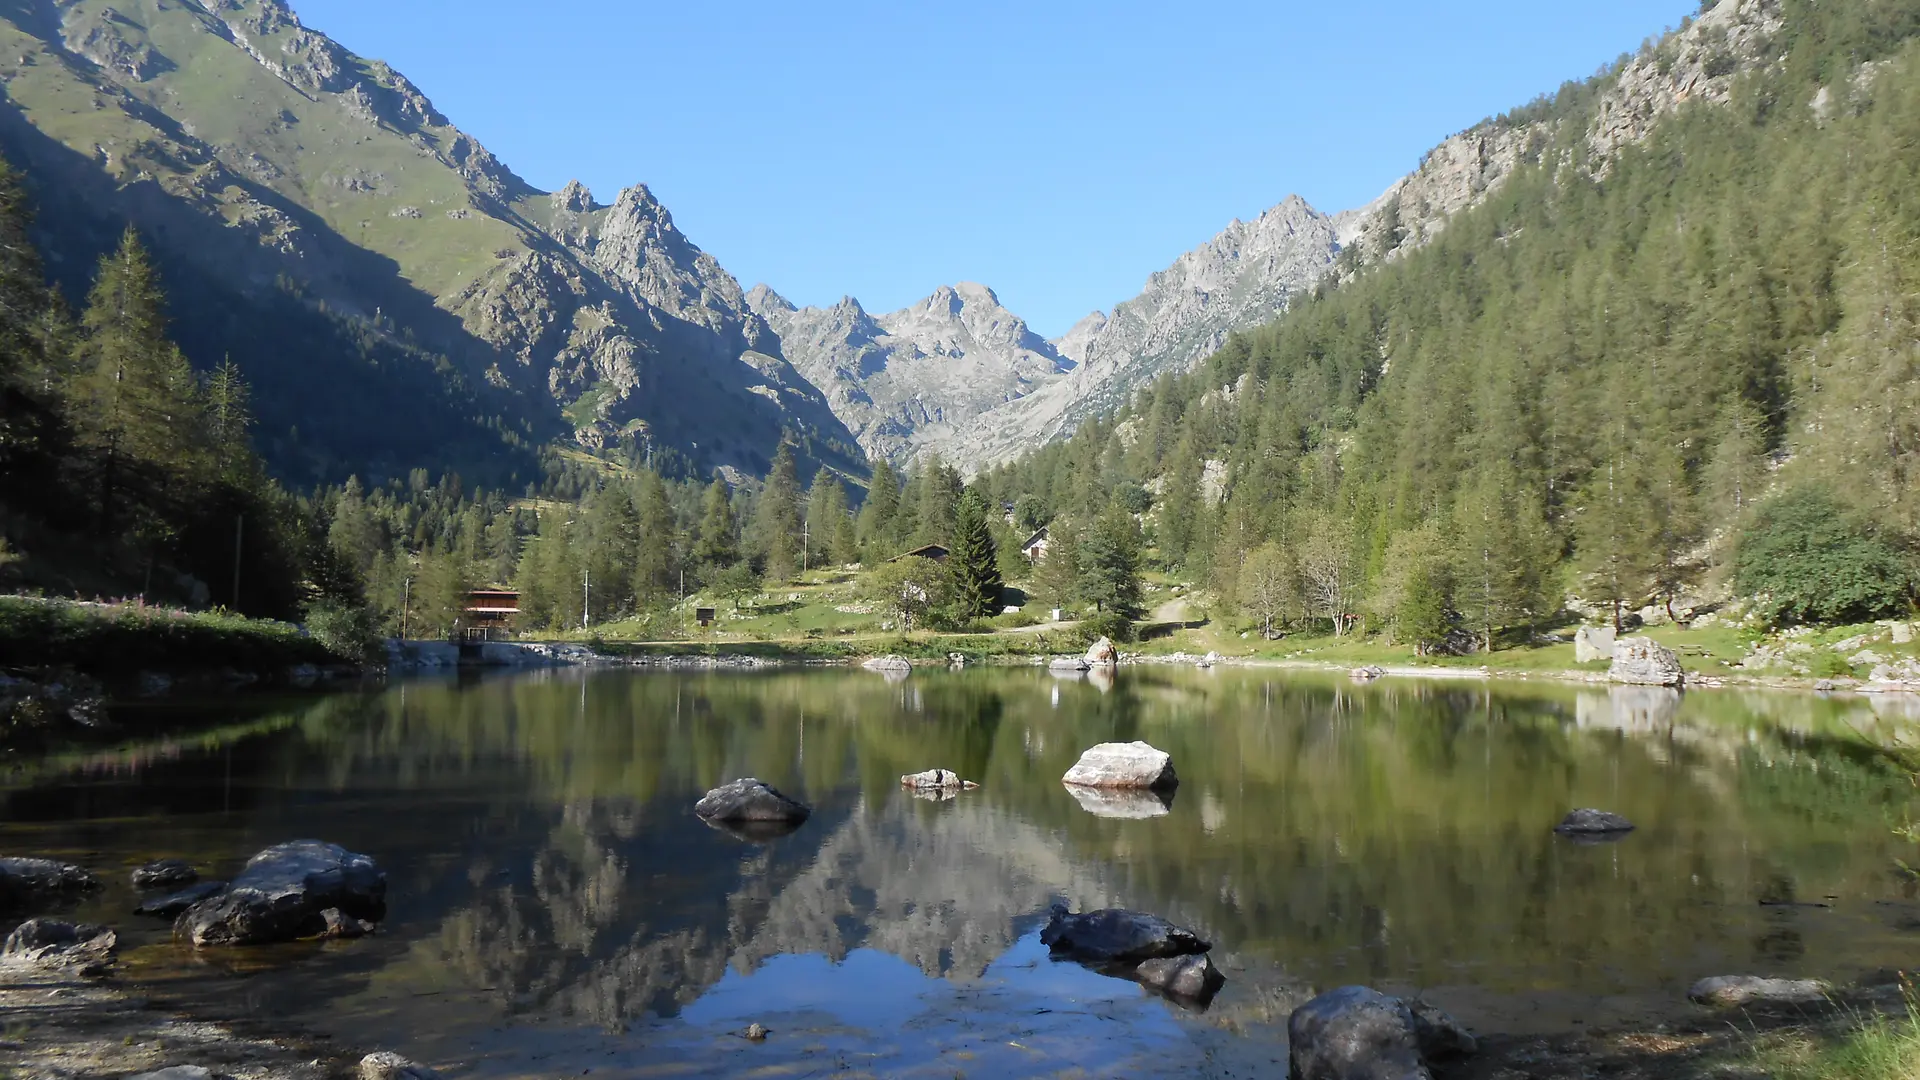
1289, 985, 1476, 1080
1040, 903, 1209, 963
1688, 975, 1832, 1007
1084, 636, 1119, 666
694, 778, 811, 823
1609, 636, 1684, 686
1061, 741, 1177, 790
0, 857, 102, 913
1134, 953, 1226, 1005
3, 918, 117, 972
175, 841, 386, 947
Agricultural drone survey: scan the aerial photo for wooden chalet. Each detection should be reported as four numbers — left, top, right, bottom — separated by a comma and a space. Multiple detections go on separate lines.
890, 543, 950, 563
1020, 527, 1050, 560
461, 589, 520, 641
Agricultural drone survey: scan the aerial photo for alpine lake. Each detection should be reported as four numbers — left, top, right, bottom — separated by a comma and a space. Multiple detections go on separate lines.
5, 665, 1919, 1078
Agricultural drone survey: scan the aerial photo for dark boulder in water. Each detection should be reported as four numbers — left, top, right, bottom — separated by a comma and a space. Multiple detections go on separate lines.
0, 857, 101, 913
135, 880, 227, 918
175, 840, 385, 946
131, 859, 199, 890
693, 778, 811, 824
1553, 808, 1636, 836
1040, 903, 1210, 964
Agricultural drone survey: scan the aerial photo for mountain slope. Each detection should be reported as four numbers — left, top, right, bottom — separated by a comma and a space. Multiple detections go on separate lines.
747, 281, 1072, 463
0, 0, 860, 482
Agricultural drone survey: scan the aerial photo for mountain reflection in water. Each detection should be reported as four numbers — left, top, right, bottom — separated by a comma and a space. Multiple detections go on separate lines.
4, 668, 1917, 1076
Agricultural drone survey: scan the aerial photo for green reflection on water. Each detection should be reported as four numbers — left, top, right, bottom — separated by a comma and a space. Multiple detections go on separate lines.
5, 669, 1918, 1044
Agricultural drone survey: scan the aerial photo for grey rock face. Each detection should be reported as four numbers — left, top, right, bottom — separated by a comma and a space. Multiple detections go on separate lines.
1040, 904, 1210, 964
1061, 741, 1177, 790
135, 880, 227, 918
1574, 625, 1617, 663
1688, 975, 1831, 1007
132, 859, 199, 890
862, 655, 912, 674
3, 918, 117, 970
750, 282, 1072, 464
175, 841, 386, 947
0, 857, 102, 913
1610, 637, 1685, 686
693, 779, 811, 824
1289, 986, 1474, 1080
1134, 953, 1226, 1004
1554, 809, 1636, 836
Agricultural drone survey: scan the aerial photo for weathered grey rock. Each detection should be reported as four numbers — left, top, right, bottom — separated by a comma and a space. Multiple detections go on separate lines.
1574, 625, 1617, 663
3, 918, 117, 970
1085, 636, 1119, 666
1049, 657, 1091, 672
0, 857, 102, 912
1409, 1000, 1478, 1059
1062, 741, 1177, 790
1040, 903, 1209, 963
693, 778, 811, 823
1609, 636, 1684, 686
1064, 785, 1175, 819
1554, 809, 1636, 836
862, 655, 912, 674
1893, 622, 1914, 645
175, 840, 385, 947
1289, 986, 1429, 1080
899, 769, 977, 791
135, 880, 226, 918
1350, 665, 1386, 682
1688, 975, 1832, 1007
359, 1051, 441, 1080
131, 858, 199, 890
128, 1068, 215, 1080
1134, 953, 1225, 1004
1198, 651, 1220, 668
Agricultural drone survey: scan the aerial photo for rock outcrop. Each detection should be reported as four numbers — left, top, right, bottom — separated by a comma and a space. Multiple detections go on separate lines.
175, 841, 386, 947
3, 918, 117, 971
1061, 742, 1178, 790
1610, 637, 1685, 686
1288, 985, 1476, 1080
131, 859, 199, 890
1688, 975, 1831, 1007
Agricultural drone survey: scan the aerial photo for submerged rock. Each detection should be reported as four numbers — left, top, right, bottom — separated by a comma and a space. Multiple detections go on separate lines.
1064, 785, 1175, 819
0, 857, 102, 913
1609, 636, 1684, 687
135, 880, 227, 918
862, 655, 912, 674
1062, 741, 1177, 790
359, 1051, 441, 1080
693, 778, 811, 824
3, 918, 117, 971
1350, 665, 1386, 682
1288, 985, 1476, 1080
175, 840, 386, 947
1553, 808, 1636, 836
899, 768, 978, 791
1134, 953, 1226, 1005
131, 859, 199, 890
1688, 975, 1832, 1007
1040, 903, 1210, 963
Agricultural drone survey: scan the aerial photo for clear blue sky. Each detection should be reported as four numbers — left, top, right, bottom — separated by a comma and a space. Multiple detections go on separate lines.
293, 0, 1696, 337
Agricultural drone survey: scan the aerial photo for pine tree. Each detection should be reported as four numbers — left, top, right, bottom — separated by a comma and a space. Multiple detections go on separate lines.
858, 459, 901, 559
691, 477, 738, 580
1157, 436, 1203, 565
948, 490, 1004, 618
633, 469, 679, 606
1077, 500, 1144, 619
804, 467, 849, 571
754, 442, 804, 582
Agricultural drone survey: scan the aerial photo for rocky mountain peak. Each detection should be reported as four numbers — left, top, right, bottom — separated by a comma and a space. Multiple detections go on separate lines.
553, 179, 596, 215
745, 282, 796, 316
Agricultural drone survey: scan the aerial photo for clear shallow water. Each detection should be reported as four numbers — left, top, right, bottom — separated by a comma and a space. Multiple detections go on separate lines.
5, 668, 1920, 1078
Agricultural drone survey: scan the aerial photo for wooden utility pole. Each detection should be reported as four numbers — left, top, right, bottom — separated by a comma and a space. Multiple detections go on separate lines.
231, 514, 244, 610
582, 567, 591, 630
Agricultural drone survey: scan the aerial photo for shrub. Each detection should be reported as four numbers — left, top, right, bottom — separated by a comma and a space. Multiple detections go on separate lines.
302, 601, 381, 663
1735, 490, 1914, 627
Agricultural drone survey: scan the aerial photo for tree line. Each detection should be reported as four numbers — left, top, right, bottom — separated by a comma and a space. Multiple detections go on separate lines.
977, 0, 1920, 647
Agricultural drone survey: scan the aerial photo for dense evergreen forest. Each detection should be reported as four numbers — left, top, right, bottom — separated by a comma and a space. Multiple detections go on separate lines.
977, 0, 1920, 647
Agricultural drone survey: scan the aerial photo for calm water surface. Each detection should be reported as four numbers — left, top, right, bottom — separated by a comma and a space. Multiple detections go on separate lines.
5, 668, 1920, 1078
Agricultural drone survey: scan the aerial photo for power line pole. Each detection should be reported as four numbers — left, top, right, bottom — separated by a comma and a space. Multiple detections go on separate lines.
401, 576, 411, 640
582, 567, 591, 631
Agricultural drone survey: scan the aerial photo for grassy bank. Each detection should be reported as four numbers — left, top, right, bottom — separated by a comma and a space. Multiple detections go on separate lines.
1752, 995, 1920, 1080
0, 595, 340, 676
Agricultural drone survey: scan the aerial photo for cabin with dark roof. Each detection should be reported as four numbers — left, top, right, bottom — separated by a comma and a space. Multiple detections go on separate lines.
890, 543, 950, 563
